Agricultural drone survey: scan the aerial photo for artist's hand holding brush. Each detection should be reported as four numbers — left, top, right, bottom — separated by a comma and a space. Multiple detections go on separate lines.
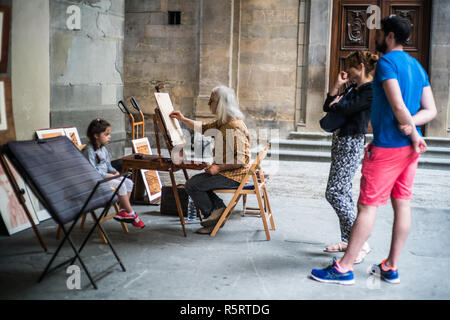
169, 111, 196, 130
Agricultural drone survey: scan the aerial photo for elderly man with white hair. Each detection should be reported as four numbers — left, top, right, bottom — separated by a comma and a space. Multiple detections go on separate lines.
170, 85, 251, 234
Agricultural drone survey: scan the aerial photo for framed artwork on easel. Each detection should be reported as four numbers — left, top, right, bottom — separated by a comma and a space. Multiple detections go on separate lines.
154, 92, 186, 148
0, 155, 51, 235
131, 137, 162, 202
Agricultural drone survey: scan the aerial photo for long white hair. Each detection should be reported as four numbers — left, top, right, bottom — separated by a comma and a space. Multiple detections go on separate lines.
211, 85, 244, 126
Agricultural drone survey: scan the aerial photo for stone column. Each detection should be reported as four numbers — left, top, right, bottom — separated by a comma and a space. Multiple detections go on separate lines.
427, 0, 450, 137
295, 0, 309, 129
237, 0, 299, 135
11, 0, 50, 140
298, 0, 332, 132
50, 0, 126, 158
195, 0, 235, 120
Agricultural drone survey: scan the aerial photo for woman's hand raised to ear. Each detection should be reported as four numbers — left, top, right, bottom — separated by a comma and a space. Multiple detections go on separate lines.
330, 71, 350, 96
337, 71, 349, 86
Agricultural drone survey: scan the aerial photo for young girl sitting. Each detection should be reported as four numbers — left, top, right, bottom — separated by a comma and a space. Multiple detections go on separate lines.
84, 118, 145, 229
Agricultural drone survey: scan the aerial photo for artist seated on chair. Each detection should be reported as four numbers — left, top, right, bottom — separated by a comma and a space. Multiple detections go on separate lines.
170, 85, 251, 235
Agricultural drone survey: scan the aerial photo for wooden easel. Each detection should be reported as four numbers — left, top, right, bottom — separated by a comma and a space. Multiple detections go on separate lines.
152, 110, 191, 236
153, 85, 190, 182
0, 150, 47, 252
152, 85, 202, 234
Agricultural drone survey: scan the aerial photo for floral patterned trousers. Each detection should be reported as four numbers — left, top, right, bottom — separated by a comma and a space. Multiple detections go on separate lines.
325, 131, 365, 243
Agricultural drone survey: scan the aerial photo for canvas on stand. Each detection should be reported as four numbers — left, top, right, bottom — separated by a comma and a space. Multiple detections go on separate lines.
154, 92, 186, 147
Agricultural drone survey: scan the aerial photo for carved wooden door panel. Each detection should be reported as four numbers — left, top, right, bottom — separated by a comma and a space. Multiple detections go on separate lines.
382, 0, 431, 70
330, 0, 380, 90
329, 0, 431, 132
330, 0, 431, 88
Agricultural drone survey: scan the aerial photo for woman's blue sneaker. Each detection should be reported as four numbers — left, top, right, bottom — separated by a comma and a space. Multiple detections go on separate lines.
310, 258, 355, 285
369, 260, 400, 284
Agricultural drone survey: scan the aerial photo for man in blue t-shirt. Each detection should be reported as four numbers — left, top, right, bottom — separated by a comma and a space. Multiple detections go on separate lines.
371, 41, 430, 148
310, 15, 437, 285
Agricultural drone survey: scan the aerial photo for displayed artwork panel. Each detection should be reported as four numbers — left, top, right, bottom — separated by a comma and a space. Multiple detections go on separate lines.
63, 127, 82, 147
131, 138, 162, 202
0, 156, 49, 235
35, 128, 66, 139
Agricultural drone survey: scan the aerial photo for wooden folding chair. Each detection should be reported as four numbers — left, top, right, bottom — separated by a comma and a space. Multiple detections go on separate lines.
242, 172, 270, 216
210, 145, 275, 240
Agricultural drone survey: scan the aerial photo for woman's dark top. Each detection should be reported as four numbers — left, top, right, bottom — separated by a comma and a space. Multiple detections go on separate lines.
323, 82, 373, 137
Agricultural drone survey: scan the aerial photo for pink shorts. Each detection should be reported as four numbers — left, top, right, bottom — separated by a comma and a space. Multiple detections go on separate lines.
358, 143, 420, 206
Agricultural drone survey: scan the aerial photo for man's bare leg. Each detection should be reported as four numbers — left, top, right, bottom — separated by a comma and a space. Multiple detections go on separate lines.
339, 203, 378, 271
384, 197, 411, 269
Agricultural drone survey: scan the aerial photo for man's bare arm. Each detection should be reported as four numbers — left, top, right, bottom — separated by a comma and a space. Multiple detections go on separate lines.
382, 79, 427, 154
412, 86, 437, 126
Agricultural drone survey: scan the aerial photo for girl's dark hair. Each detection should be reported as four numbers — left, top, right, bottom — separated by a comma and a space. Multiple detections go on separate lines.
381, 15, 411, 46
344, 50, 379, 77
87, 118, 111, 150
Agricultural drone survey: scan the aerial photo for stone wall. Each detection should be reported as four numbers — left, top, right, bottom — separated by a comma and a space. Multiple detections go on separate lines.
124, 0, 199, 146
299, 0, 332, 133
122, 0, 448, 140
50, 0, 126, 158
11, 0, 51, 141
124, 0, 300, 141
195, 0, 234, 120
237, 0, 298, 135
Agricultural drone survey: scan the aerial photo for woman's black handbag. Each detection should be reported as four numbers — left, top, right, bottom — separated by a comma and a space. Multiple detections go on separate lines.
320, 87, 354, 132
319, 111, 347, 133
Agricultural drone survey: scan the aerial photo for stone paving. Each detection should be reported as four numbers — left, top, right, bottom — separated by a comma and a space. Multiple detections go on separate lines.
0, 159, 449, 300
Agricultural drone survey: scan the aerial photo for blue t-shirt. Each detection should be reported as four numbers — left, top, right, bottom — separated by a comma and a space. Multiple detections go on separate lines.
371, 50, 430, 148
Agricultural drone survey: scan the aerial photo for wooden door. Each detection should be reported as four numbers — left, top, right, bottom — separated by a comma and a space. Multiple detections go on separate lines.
382, 0, 431, 70
330, 0, 380, 90
329, 0, 431, 132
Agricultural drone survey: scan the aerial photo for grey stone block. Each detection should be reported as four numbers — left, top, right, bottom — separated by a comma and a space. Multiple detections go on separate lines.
50, 107, 126, 139
51, 85, 102, 110
52, 34, 123, 85
51, 1, 124, 40
126, 0, 162, 12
